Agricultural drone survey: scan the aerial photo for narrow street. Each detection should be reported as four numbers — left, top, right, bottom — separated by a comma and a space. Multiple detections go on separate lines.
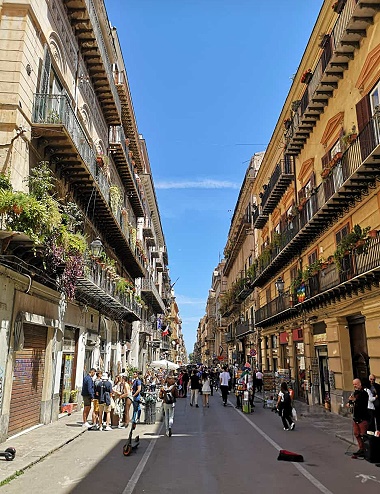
2, 394, 380, 494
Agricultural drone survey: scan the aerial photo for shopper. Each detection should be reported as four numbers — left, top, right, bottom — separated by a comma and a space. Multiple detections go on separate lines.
220, 365, 231, 406
81, 367, 96, 428
182, 369, 189, 398
159, 374, 178, 437
202, 372, 211, 407
95, 372, 113, 431
347, 378, 369, 457
190, 369, 200, 407
277, 381, 295, 431
255, 369, 263, 393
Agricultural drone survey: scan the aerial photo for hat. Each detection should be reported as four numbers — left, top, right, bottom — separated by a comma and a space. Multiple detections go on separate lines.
101, 372, 108, 380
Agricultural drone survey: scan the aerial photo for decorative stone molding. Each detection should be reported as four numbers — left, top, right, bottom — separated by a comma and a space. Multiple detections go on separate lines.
355, 43, 380, 95
297, 158, 314, 185
320, 112, 344, 148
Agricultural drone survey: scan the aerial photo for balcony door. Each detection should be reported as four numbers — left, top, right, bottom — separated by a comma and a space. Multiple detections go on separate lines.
348, 315, 369, 381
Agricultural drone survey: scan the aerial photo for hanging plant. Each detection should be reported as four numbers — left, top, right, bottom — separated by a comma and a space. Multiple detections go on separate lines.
109, 185, 122, 214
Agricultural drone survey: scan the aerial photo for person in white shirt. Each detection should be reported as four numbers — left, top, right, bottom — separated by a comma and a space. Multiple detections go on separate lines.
220, 366, 231, 406
256, 370, 263, 392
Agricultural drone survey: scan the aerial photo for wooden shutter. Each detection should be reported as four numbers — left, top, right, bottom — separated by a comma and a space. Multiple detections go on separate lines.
356, 94, 375, 161
321, 152, 330, 169
39, 45, 51, 95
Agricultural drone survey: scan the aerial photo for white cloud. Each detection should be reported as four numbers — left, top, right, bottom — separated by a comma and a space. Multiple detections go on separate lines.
175, 294, 205, 306
155, 179, 239, 190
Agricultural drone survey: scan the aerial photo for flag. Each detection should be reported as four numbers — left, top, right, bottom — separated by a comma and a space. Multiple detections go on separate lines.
162, 329, 169, 337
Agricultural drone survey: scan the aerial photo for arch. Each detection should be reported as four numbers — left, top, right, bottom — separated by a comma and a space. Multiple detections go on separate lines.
80, 103, 92, 134
49, 32, 66, 75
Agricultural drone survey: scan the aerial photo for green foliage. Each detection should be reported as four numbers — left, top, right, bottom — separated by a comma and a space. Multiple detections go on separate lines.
0, 171, 12, 191
26, 161, 56, 201
333, 224, 371, 271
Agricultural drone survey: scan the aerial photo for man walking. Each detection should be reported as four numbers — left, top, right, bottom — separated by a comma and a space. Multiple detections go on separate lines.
190, 369, 200, 407
81, 367, 96, 427
255, 369, 263, 393
131, 371, 142, 423
347, 378, 369, 457
95, 372, 113, 431
220, 365, 231, 406
182, 369, 189, 398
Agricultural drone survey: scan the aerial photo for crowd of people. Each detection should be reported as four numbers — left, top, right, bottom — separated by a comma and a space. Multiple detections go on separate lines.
81, 364, 380, 451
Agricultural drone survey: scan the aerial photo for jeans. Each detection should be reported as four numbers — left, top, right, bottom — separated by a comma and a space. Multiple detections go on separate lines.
220, 385, 229, 404
132, 399, 141, 423
190, 389, 199, 405
353, 420, 368, 450
163, 403, 175, 432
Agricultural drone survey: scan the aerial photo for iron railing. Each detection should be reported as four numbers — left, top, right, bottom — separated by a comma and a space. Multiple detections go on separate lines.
260, 158, 295, 211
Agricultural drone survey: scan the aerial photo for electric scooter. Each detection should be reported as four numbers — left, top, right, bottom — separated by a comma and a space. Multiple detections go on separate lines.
122, 422, 140, 456
0, 447, 16, 461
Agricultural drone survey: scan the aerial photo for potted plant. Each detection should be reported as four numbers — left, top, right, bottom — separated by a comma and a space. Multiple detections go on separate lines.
332, 0, 346, 15
109, 185, 122, 214
333, 224, 370, 271
368, 229, 378, 239
284, 118, 292, 130
321, 167, 331, 179
342, 126, 357, 147
301, 69, 313, 84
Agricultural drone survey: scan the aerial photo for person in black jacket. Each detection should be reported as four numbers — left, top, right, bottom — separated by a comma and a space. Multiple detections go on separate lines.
369, 374, 380, 431
347, 378, 369, 456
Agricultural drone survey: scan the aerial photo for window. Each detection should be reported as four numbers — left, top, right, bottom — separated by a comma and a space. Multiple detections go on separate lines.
308, 250, 317, 265
271, 334, 277, 349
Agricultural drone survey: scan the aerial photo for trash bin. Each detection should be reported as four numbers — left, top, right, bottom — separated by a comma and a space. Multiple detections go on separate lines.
144, 402, 157, 424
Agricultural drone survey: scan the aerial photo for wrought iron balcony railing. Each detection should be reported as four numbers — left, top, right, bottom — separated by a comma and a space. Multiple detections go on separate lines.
76, 260, 142, 321
261, 158, 295, 215
235, 321, 254, 338
141, 278, 166, 313
255, 233, 380, 327
251, 112, 380, 287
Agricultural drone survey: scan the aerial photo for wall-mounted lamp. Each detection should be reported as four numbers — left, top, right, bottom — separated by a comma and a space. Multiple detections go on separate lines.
275, 277, 285, 295
90, 237, 103, 257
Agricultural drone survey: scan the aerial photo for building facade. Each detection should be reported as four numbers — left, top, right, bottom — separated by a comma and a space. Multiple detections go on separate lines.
0, 0, 178, 442
199, 0, 380, 415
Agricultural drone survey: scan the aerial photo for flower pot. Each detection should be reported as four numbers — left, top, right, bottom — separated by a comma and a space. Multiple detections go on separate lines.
368, 229, 377, 238
12, 204, 23, 214
301, 71, 313, 84
355, 239, 365, 248
321, 168, 330, 179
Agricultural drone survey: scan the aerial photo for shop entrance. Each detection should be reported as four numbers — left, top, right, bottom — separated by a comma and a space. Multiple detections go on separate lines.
317, 348, 330, 405
348, 315, 369, 380
8, 324, 47, 436
59, 327, 78, 407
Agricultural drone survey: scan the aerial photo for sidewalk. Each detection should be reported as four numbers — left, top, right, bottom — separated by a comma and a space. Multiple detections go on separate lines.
254, 392, 355, 446
0, 406, 162, 487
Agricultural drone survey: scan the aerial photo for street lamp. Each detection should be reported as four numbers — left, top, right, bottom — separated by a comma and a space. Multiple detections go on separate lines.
90, 237, 103, 258
275, 277, 285, 295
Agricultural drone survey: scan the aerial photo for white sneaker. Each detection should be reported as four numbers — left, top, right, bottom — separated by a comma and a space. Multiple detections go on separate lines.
82, 422, 91, 428
104, 426, 112, 431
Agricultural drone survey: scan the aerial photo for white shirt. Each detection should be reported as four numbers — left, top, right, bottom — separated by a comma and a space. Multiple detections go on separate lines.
220, 371, 230, 386
365, 387, 376, 410
256, 371, 263, 380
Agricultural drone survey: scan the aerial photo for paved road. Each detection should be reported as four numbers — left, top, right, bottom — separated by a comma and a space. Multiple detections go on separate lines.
3, 394, 380, 494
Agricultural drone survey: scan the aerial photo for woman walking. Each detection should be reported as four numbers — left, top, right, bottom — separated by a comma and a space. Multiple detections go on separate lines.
159, 374, 178, 437
277, 381, 295, 431
202, 372, 211, 407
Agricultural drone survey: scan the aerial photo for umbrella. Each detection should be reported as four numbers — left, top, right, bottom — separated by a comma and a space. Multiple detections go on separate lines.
150, 359, 179, 371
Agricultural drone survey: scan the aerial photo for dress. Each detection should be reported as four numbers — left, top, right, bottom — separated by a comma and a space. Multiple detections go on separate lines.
202, 378, 211, 395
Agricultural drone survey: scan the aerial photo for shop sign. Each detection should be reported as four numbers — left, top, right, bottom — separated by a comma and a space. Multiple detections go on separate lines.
313, 333, 327, 345
279, 332, 288, 345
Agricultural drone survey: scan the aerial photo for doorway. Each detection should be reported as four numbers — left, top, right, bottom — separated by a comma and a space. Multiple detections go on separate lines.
348, 315, 369, 380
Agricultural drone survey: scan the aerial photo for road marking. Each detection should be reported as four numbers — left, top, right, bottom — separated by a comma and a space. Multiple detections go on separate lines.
355, 474, 380, 484
122, 422, 164, 494
234, 402, 334, 494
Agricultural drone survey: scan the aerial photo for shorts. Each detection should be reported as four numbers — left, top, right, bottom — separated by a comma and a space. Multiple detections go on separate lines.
98, 402, 111, 414
83, 395, 92, 407
92, 399, 99, 413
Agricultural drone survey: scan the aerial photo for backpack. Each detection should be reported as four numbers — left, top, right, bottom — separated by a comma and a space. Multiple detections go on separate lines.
98, 382, 111, 405
163, 391, 174, 405
283, 391, 291, 407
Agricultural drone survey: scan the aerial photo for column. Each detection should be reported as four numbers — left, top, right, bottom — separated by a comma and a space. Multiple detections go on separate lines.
361, 300, 380, 377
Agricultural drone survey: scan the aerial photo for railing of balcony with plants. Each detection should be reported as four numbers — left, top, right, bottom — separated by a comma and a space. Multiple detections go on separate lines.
260, 158, 295, 210
141, 278, 165, 312
235, 321, 253, 337
251, 113, 380, 285
286, 0, 358, 141
108, 125, 144, 205
81, 259, 142, 318
255, 231, 380, 325
85, 0, 121, 117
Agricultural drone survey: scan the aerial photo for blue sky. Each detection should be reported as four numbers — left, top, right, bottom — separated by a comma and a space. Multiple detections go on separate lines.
104, 0, 323, 353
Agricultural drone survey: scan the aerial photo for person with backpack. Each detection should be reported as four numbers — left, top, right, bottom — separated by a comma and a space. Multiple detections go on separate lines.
159, 374, 178, 437
277, 381, 295, 431
94, 372, 113, 431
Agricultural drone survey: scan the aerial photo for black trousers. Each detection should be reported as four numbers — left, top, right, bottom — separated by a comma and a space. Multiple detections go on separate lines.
280, 407, 294, 429
221, 385, 229, 404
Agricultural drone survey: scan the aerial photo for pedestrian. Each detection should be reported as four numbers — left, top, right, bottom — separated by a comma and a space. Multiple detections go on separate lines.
346, 378, 369, 457
91, 370, 102, 429
81, 367, 96, 428
159, 374, 178, 437
369, 374, 380, 431
362, 377, 376, 432
202, 372, 211, 407
131, 371, 142, 423
182, 369, 189, 398
190, 369, 200, 407
220, 365, 231, 406
277, 381, 295, 431
95, 372, 113, 431
256, 369, 263, 393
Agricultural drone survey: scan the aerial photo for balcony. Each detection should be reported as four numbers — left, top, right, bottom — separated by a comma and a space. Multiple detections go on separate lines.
285, 0, 380, 155
109, 126, 144, 216
261, 158, 295, 215
251, 112, 380, 288
223, 212, 252, 275
63, 0, 121, 125
75, 261, 142, 321
141, 278, 166, 313
31, 94, 145, 278
255, 234, 380, 328
235, 321, 254, 338
224, 332, 234, 343
113, 70, 141, 169
139, 321, 153, 336
252, 206, 269, 229
142, 218, 154, 239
